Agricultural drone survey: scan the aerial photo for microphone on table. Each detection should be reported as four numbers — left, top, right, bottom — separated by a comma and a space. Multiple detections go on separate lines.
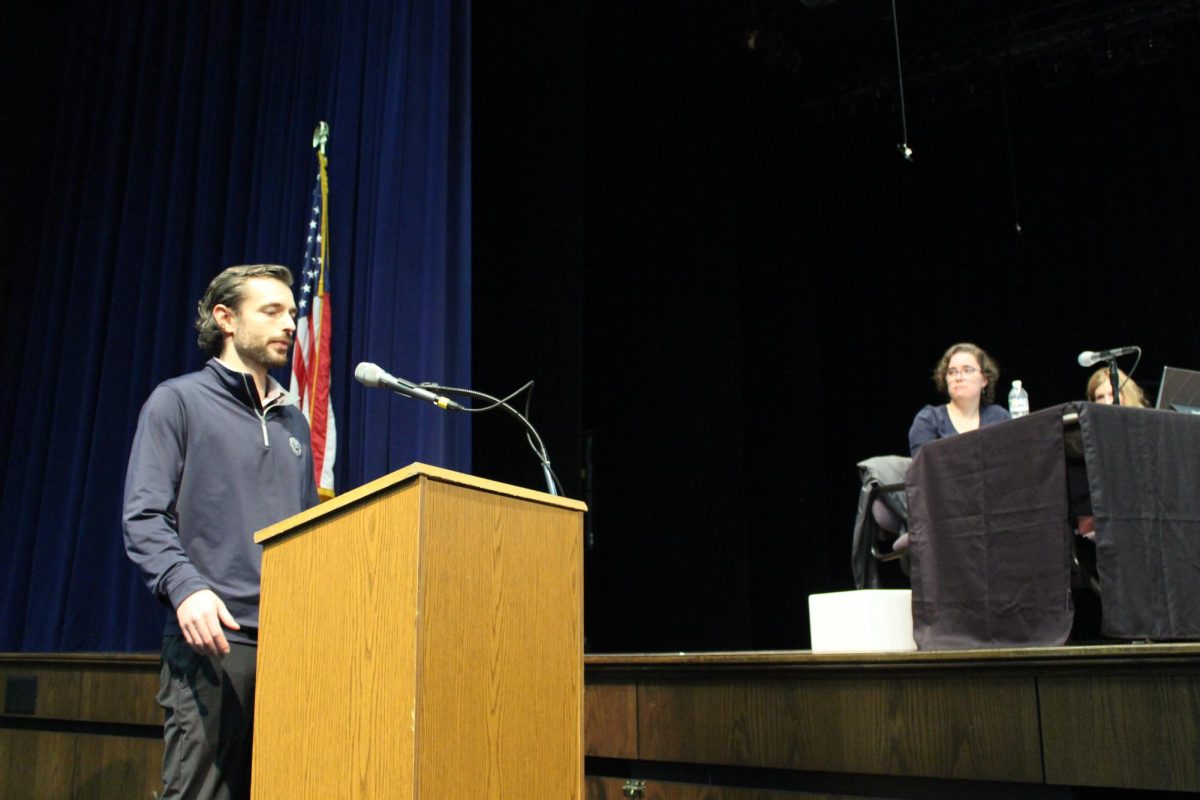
354, 362, 464, 410
1077, 347, 1138, 367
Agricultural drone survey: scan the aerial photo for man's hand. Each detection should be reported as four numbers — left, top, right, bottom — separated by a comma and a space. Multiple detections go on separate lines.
176, 589, 241, 657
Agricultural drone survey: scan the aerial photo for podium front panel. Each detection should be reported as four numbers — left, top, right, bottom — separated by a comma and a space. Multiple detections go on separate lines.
255, 481, 423, 798
252, 466, 585, 799
414, 479, 583, 798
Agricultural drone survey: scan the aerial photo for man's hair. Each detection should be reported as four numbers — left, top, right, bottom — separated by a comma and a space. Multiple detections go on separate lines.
931, 341, 1000, 404
195, 264, 293, 356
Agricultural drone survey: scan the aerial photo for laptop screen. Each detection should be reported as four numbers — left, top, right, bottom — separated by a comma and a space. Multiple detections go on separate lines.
1155, 366, 1200, 412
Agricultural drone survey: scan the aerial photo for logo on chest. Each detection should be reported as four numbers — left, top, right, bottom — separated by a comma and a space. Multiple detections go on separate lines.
288, 436, 303, 457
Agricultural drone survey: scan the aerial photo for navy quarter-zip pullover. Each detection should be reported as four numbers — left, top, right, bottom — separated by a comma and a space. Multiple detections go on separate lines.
124, 359, 319, 643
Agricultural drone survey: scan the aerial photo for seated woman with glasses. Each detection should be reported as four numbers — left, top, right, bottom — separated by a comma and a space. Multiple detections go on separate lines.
908, 342, 1011, 456
1086, 366, 1148, 407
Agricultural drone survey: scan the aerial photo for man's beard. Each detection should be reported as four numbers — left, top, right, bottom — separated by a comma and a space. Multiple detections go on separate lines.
235, 336, 290, 370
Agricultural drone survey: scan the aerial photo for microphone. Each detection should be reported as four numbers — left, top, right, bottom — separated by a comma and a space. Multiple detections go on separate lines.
354, 362, 463, 410
1077, 347, 1138, 367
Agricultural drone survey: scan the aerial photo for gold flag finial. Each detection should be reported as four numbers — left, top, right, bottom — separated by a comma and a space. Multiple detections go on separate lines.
312, 121, 330, 154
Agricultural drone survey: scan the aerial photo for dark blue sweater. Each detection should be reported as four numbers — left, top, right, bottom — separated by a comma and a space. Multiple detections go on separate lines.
123, 359, 319, 643
908, 402, 1012, 457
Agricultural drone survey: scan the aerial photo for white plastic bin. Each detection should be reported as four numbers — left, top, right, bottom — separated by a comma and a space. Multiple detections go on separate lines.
808, 589, 916, 653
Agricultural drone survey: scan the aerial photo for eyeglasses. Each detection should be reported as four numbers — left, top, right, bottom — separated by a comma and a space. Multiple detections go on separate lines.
946, 366, 980, 379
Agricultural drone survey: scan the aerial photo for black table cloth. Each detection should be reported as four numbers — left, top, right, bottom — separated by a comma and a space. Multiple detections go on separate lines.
909, 403, 1200, 649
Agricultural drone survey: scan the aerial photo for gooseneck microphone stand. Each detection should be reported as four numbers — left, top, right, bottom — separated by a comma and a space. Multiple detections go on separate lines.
1103, 347, 1142, 407
419, 381, 562, 497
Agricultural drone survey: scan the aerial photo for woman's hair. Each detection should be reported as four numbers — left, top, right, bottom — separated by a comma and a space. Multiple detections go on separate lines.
195, 264, 293, 357
931, 342, 1000, 404
1086, 366, 1148, 408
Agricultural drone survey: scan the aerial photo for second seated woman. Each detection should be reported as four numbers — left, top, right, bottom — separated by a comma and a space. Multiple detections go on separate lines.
909, 342, 1011, 456
1086, 366, 1148, 407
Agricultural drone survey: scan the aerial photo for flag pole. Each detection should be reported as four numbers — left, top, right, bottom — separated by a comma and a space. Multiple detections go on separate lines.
307, 123, 330, 420
293, 120, 337, 499
312, 121, 329, 155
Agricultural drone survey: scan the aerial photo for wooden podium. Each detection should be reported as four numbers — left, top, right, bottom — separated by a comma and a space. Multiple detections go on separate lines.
250, 463, 586, 799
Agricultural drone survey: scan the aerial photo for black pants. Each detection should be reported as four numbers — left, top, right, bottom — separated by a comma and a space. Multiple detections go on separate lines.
157, 635, 257, 800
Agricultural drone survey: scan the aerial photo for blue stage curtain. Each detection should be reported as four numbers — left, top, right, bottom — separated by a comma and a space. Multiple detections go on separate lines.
0, 0, 471, 652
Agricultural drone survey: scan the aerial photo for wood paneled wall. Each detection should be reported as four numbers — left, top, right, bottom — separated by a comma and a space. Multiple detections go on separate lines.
584, 645, 1200, 796
1039, 673, 1200, 791
0, 654, 161, 800
6, 644, 1200, 799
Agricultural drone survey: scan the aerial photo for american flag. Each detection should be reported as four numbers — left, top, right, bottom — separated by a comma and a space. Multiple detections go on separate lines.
290, 150, 337, 498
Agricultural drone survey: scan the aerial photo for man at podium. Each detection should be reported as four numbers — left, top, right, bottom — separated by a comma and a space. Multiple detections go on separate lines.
123, 264, 320, 800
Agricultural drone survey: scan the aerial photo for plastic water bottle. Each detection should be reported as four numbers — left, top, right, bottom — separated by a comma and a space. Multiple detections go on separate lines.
1008, 380, 1029, 418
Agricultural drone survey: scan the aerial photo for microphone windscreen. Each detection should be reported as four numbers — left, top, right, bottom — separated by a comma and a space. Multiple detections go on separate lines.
354, 362, 384, 387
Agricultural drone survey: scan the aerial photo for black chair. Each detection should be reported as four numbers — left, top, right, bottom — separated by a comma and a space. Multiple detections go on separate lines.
852, 455, 912, 589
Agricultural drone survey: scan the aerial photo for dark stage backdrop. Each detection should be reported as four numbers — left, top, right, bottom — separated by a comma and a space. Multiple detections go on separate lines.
6, 0, 1198, 656
0, 0, 471, 652
474, 1, 1200, 652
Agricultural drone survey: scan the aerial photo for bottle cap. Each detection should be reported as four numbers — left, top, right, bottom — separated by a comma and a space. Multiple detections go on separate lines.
1012, 380, 1023, 389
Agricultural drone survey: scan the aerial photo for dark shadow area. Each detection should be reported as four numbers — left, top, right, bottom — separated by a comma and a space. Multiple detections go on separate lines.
474, 0, 1200, 651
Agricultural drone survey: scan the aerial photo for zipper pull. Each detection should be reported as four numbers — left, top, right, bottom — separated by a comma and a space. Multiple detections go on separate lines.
261, 416, 269, 447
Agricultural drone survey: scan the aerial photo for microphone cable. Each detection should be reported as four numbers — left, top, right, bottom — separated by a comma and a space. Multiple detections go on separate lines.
419, 379, 563, 496
1118, 347, 1143, 400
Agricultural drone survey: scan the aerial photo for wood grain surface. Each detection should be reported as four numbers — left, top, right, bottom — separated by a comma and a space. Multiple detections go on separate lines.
1040, 673, 1200, 792
253, 470, 584, 799
586, 776, 857, 799
585, 681, 638, 758
0, 663, 81, 720
254, 480, 423, 798
0, 729, 77, 799
636, 676, 1043, 783
414, 478, 583, 799
78, 667, 159, 726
